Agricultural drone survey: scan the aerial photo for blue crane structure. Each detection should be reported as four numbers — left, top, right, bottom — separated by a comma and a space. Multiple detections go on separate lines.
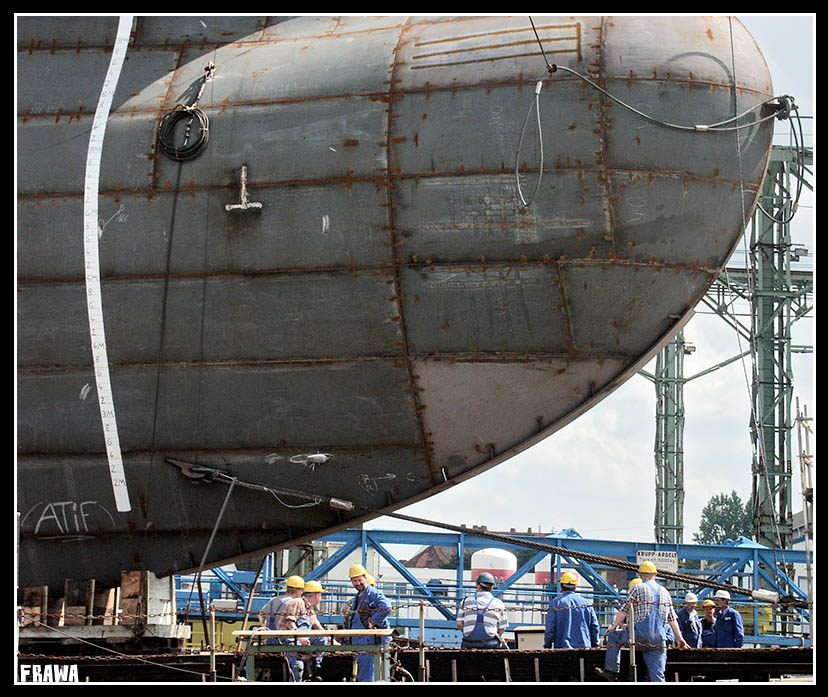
175, 526, 810, 647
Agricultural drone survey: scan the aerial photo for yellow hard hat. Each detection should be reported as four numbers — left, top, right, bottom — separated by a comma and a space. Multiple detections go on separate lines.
702, 599, 715, 607
560, 571, 578, 586
638, 561, 658, 574
365, 573, 376, 586
628, 578, 643, 591
349, 564, 367, 578
286, 575, 305, 589
304, 580, 324, 593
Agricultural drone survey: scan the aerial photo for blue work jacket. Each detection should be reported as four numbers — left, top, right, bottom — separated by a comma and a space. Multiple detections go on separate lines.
713, 606, 744, 648
543, 591, 599, 649
676, 607, 703, 648
701, 618, 716, 647
348, 585, 392, 644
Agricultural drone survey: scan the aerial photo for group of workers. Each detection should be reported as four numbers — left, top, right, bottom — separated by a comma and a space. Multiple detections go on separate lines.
456, 561, 745, 683
675, 589, 745, 651
534, 560, 745, 683
256, 563, 391, 682
257, 560, 746, 683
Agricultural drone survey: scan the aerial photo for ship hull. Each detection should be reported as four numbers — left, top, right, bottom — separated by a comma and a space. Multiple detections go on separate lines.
17, 15, 773, 590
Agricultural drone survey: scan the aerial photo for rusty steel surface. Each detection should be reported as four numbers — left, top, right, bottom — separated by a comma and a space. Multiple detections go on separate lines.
17, 16, 775, 590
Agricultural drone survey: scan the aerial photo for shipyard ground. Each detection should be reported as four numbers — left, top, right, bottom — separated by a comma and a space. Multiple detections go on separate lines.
16, 646, 813, 683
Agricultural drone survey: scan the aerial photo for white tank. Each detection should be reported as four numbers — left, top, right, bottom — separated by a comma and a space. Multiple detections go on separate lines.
471, 548, 517, 584
534, 555, 552, 585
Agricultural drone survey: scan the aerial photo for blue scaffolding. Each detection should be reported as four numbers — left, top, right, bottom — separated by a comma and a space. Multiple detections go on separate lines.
175, 527, 811, 647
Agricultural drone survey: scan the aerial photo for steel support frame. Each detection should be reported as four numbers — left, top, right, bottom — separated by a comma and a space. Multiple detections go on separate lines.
650, 331, 688, 544
747, 152, 799, 551
655, 143, 813, 556
178, 528, 810, 647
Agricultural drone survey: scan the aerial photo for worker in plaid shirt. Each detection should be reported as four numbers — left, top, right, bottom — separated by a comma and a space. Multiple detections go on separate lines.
604, 561, 689, 682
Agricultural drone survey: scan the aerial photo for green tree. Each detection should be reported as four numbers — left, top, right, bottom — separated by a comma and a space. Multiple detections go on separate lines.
692, 491, 753, 545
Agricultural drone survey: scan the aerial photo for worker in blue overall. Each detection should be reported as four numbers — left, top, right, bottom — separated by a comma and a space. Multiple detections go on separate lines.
712, 590, 744, 648
700, 599, 717, 647
676, 592, 703, 648
457, 572, 508, 648
346, 564, 391, 682
257, 575, 308, 681
543, 571, 599, 650
602, 561, 689, 682
295, 580, 332, 681
594, 578, 642, 680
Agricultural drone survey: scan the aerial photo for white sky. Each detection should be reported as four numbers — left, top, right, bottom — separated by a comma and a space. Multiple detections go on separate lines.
369, 14, 815, 549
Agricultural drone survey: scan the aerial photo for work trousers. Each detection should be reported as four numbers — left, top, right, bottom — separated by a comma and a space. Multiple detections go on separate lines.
604, 628, 629, 673
641, 648, 667, 682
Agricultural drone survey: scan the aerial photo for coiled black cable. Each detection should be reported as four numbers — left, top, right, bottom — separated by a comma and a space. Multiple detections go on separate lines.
157, 62, 214, 162
157, 104, 210, 161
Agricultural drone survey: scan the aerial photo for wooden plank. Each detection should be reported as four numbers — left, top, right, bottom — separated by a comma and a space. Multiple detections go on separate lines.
93, 587, 118, 626
232, 628, 394, 638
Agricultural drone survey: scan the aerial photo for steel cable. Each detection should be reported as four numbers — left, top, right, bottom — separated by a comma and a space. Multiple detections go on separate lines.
382, 510, 808, 609
520, 16, 798, 210
157, 62, 214, 161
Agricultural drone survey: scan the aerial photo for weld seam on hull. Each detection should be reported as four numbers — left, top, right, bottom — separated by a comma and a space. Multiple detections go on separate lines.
17, 258, 721, 288
386, 17, 437, 486
16, 166, 762, 202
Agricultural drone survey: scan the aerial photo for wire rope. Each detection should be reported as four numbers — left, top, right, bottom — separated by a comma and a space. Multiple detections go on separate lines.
514, 80, 545, 207
157, 62, 215, 161
519, 17, 798, 210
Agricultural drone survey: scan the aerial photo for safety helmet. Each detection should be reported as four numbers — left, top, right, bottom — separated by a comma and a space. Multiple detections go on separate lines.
365, 573, 376, 586
638, 561, 658, 574
685, 592, 698, 603
476, 572, 495, 587
304, 580, 324, 593
628, 578, 643, 591
349, 564, 367, 578
559, 571, 578, 586
714, 589, 731, 601
285, 575, 305, 589
702, 599, 715, 607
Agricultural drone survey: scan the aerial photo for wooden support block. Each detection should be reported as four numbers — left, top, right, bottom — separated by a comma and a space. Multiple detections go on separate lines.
120, 571, 149, 626
63, 579, 95, 626
56, 598, 86, 627
61, 604, 88, 627
121, 598, 146, 627
93, 587, 118, 626
22, 586, 48, 628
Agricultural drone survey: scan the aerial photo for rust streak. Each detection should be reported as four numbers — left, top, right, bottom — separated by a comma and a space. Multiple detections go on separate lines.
555, 259, 577, 355
594, 17, 617, 260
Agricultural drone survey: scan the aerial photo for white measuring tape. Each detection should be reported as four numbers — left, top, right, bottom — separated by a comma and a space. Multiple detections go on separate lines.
83, 15, 134, 512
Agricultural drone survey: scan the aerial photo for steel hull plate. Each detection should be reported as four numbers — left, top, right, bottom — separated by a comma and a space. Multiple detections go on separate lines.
16, 16, 774, 589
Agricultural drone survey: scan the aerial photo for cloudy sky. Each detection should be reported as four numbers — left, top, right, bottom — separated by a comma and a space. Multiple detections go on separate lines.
370, 14, 815, 548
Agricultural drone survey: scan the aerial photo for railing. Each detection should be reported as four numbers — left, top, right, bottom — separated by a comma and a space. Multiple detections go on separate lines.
174, 574, 810, 647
